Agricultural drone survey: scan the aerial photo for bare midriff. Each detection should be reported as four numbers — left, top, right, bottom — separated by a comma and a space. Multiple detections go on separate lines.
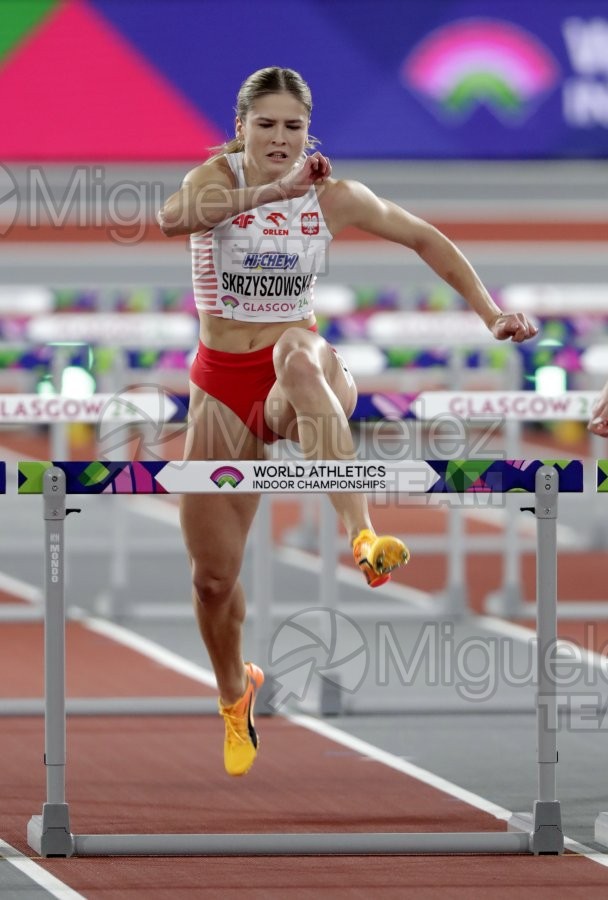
198, 313, 316, 353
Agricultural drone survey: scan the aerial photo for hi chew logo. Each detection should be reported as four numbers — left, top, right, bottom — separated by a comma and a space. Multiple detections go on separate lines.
402, 18, 559, 123
243, 253, 298, 270
210, 465, 244, 488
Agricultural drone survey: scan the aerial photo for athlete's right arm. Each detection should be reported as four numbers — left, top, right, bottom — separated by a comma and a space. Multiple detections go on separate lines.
157, 158, 286, 237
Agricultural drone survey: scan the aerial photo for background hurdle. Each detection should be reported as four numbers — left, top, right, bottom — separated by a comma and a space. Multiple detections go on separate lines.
20, 458, 582, 857
593, 461, 608, 849
317, 390, 602, 625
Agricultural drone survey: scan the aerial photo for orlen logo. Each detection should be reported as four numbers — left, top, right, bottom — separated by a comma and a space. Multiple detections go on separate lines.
301, 212, 319, 235
232, 214, 255, 228
264, 211, 289, 235
210, 465, 245, 488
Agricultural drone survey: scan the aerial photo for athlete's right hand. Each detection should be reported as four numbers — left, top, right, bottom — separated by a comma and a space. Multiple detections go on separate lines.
279, 152, 332, 198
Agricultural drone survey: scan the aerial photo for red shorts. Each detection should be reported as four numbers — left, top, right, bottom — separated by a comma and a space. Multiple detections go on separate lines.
190, 341, 280, 443
190, 325, 321, 444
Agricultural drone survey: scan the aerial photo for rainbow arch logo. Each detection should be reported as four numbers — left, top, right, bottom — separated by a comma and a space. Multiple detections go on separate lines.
402, 19, 559, 123
210, 466, 244, 489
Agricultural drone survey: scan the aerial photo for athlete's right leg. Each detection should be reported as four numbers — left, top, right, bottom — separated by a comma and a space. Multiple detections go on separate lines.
180, 382, 264, 706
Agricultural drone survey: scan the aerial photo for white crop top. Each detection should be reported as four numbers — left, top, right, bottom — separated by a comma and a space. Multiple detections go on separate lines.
190, 152, 332, 322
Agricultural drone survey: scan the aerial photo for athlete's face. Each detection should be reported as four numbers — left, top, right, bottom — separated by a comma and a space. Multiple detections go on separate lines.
237, 92, 309, 184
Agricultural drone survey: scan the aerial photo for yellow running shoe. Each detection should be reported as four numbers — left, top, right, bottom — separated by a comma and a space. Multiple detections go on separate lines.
352, 529, 410, 588
218, 662, 265, 776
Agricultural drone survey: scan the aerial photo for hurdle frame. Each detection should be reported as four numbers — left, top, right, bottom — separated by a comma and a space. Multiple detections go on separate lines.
592, 461, 608, 849
20, 458, 582, 857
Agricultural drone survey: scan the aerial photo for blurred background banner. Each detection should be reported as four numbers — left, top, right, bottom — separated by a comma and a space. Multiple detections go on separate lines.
2, 0, 608, 160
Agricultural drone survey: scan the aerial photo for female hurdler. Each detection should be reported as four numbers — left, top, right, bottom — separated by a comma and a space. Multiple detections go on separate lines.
158, 67, 538, 776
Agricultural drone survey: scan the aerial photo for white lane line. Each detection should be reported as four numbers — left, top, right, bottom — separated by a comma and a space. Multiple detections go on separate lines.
462, 504, 581, 545
79, 616, 608, 867
0, 571, 42, 605
286, 712, 608, 865
82, 617, 217, 689
288, 712, 511, 821
128, 495, 181, 527
0, 838, 86, 899
276, 545, 433, 609
480, 615, 608, 676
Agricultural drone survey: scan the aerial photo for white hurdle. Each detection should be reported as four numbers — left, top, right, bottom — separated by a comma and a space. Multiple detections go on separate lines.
592, 461, 608, 850
2, 388, 598, 625
21, 458, 583, 857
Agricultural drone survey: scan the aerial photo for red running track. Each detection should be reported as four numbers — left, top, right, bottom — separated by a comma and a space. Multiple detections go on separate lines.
1, 615, 608, 898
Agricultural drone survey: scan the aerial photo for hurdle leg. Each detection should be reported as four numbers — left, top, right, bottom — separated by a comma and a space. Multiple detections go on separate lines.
251, 495, 280, 714
318, 500, 342, 714
484, 418, 525, 617
437, 504, 468, 616
27, 467, 75, 857
508, 466, 563, 854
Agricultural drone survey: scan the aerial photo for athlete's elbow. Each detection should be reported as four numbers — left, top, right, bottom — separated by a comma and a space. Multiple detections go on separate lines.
157, 208, 191, 238
408, 220, 440, 256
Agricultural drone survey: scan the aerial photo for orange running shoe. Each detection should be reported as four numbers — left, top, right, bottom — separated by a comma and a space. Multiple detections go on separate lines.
352, 529, 410, 588
218, 662, 265, 776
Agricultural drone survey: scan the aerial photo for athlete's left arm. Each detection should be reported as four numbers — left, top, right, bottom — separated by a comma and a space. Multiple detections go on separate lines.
324, 180, 537, 343
589, 381, 608, 437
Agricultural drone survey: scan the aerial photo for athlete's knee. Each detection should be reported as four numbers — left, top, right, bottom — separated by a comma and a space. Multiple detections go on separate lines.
191, 560, 238, 608
273, 331, 324, 392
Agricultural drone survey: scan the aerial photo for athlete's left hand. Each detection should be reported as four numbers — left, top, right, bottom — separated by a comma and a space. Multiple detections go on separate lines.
489, 312, 538, 343
588, 386, 608, 436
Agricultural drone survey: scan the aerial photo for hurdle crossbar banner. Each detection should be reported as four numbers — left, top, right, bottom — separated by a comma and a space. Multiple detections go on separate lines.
588, 463, 608, 847
354, 391, 601, 422
1, 391, 600, 425
25, 461, 576, 857
17, 459, 584, 495
0, 393, 187, 424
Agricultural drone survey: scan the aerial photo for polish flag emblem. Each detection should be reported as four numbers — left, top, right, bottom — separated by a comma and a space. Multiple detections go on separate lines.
301, 212, 319, 235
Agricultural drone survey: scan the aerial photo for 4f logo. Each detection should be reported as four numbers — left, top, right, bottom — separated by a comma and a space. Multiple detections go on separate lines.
232, 214, 255, 228
301, 212, 319, 235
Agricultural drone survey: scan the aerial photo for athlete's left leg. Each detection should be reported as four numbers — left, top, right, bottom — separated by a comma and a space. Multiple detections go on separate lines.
264, 327, 409, 585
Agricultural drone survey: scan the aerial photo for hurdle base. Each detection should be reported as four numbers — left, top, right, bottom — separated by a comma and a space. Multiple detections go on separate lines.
484, 587, 526, 619
28, 805, 74, 857
320, 675, 343, 715
0, 605, 44, 623
594, 812, 608, 847
507, 804, 563, 855
432, 588, 468, 619
0, 697, 220, 717
255, 676, 280, 716
68, 830, 532, 857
